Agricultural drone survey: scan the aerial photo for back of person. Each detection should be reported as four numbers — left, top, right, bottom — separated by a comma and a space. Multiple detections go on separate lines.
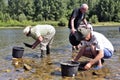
68, 8, 85, 29
30, 25, 55, 40
82, 31, 114, 52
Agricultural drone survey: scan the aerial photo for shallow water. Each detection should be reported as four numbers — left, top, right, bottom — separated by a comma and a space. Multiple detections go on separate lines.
0, 26, 119, 80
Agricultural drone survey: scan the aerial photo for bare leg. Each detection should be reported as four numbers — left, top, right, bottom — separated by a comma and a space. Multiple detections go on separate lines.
83, 45, 103, 69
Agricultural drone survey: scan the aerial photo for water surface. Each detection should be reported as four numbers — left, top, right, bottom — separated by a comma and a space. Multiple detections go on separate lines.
0, 26, 120, 80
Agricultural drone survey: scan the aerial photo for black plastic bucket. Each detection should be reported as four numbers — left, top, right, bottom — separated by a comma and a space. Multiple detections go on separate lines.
12, 47, 24, 58
60, 61, 80, 77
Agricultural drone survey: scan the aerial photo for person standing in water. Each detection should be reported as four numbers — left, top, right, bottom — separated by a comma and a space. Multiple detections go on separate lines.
23, 24, 56, 58
68, 3, 90, 51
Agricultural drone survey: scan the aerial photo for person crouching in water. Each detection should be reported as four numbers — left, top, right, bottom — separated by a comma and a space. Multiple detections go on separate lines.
71, 28, 114, 70
23, 24, 56, 58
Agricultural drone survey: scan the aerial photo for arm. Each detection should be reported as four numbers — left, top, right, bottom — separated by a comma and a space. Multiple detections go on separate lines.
83, 19, 88, 28
32, 36, 43, 49
84, 50, 104, 69
71, 18, 76, 34
74, 46, 86, 61
89, 50, 104, 65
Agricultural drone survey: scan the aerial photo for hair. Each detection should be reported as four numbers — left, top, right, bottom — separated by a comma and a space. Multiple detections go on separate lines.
23, 26, 31, 35
80, 3, 88, 9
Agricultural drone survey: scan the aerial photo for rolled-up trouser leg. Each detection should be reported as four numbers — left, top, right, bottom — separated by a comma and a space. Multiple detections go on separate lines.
40, 28, 55, 56
46, 37, 54, 54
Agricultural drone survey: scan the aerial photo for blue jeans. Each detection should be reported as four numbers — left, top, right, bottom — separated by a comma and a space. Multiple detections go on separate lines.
103, 48, 113, 59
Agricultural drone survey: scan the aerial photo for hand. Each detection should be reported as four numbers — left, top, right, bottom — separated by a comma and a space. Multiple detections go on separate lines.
71, 28, 76, 34
71, 59, 74, 61
84, 62, 92, 70
31, 45, 35, 49
71, 59, 78, 62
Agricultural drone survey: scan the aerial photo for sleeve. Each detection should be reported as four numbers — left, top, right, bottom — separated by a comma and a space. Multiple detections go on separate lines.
71, 8, 78, 18
95, 37, 104, 51
34, 29, 41, 39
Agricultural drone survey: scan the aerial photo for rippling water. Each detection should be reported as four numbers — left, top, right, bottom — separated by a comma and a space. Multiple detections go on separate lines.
0, 26, 119, 80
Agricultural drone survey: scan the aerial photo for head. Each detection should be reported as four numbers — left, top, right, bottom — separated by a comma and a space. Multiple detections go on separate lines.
23, 26, 31, 36
69, 28, 91, 46
87, 24, 93, 31
77, 28, 91, 41
80, 3, 88, 13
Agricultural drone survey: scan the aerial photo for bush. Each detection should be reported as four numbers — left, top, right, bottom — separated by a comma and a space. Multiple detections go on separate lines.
58, 18, 67, 26
89, 15, 98, 23
18, 13, 27, 22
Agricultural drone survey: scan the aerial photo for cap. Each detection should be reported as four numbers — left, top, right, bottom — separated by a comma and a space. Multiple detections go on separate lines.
77, 28, 91, 38
87, 24, 93, 31
23, 26, 30, 35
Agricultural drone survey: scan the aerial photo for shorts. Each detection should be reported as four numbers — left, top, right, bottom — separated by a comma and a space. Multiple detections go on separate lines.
103, 48, 113, 59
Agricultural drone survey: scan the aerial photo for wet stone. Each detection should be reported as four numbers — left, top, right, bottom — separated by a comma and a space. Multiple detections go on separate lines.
16, 68, 24, 72
76, 61, 110, 79
23, 64, 32, 71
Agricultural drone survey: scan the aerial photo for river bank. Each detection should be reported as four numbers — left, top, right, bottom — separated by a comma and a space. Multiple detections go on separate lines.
0, 21, 120, 28
93, 22, 120, 27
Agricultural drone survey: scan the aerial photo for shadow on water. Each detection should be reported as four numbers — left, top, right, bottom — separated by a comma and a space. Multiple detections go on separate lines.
0, 27, 120, 80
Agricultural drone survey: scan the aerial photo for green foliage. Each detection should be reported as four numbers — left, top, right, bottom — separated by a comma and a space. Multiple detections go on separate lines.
34, 0, 64, 21
58, 18, 68, 26
18, 13, 27, 22
95, 0, 119, 22
0, 0, 119, 27
35, 14, 43, 21
89, 15, 98, 23
0, 0, 6, 12
0, 11, 4, 21
0, 12, 11, 22
114, 12, 120, 22
4, 13, 11, 22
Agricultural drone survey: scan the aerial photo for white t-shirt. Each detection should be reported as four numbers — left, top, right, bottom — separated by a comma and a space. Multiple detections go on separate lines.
81, 31, 114, 53
30, 25, 55, 40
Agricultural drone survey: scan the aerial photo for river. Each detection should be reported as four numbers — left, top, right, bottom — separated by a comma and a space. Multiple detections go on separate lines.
0, 26, 120, 80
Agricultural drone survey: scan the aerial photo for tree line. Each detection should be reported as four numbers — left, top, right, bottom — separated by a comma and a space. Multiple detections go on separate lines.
0, 0, 120, 26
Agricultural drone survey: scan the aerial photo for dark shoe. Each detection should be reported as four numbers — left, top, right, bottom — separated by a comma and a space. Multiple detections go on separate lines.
46, 45, 50, 55
101, 58, 104, 64
33, 54, 41, 58
93, 59, 105, 67
93, 65, 104, 70
41, 50, 47, 58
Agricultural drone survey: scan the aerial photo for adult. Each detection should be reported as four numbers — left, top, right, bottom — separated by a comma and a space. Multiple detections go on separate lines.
23, 24, 56, 58
73, 28, 114, 70
68, 3, 89, 50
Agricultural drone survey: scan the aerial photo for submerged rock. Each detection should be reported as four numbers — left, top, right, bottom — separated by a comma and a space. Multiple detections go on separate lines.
76, 61, 110, 79
23, 64, 32, 71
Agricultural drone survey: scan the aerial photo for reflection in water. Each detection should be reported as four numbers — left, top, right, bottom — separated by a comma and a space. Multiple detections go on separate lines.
0, 27, 120, 80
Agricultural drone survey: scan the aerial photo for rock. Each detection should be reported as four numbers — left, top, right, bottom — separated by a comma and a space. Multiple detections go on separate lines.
3, 69, 11, 73
23, 64, 32, 71
16, 68, 24, 72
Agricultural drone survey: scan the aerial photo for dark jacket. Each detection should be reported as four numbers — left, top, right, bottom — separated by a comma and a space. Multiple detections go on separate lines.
68, 8, 85, 29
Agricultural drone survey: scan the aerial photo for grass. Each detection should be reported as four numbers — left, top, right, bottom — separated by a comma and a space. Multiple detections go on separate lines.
93, 22, 120, 27
0, 20, 59, 28
0, 20, 119, 28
